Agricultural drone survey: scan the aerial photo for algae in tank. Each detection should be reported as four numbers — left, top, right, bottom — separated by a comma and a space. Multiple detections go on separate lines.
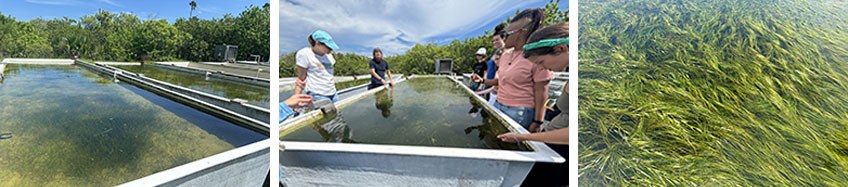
116, 65, 270, 108
0, 64, 265, 186
281, 77, 523, 151
579, 0, 848, 186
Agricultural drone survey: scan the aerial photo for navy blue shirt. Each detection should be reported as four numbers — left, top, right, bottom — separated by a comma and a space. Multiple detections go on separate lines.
486, 49, 499, 80
369, 58, 390, 85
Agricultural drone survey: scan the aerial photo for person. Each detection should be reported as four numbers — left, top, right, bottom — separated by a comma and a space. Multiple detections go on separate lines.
368, 47, 394, 90
279, 94, 314, 123
473, 8, 552, 132
475, 23, 507, 106
496, 23, 569, 187
295, 30, 340, 103
470, 48, 488, 92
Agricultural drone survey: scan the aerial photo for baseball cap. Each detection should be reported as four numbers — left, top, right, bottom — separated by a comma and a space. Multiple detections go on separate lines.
476, 48, 487, 55
311, 30, 339, 50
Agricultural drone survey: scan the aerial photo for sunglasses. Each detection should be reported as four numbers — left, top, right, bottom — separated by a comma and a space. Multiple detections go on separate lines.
504, 28, 528, 38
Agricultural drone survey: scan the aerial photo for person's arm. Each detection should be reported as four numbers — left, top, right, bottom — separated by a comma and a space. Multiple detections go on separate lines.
529, 80, 550, 132
478, 71, 487, 90
387, 69, 394, 86
294, 66, 308, 94
279, 103, 295, 123
370, 68, 386, 85
475, 86, 494, 95
497, 128, 569, 145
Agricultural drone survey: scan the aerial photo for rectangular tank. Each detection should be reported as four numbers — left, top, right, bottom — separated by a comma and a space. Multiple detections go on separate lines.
279, 76, 564, 186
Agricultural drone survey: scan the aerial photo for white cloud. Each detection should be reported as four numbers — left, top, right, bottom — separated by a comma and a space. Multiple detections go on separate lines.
98, 0, 122, 7
279, 0, 543, 55
25, 0, 81, 6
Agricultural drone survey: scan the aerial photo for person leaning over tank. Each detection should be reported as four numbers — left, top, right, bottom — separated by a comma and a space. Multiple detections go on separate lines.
475, 23, 507, 106
470, 48, 488, 92
294, 30, 341, 103
497, 23, 569, 187
368, 47, 395, 90
473, 8, 553, 132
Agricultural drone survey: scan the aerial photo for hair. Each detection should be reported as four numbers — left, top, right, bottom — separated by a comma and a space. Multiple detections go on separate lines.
510, 8, 546, 40
308, 35, 317, 47
524, 23, 568, 58
493, 23, 506, 38
373, 48, 383, 57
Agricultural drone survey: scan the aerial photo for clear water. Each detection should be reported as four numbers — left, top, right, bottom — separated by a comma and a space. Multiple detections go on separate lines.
280, 77, 523, 151
0, 64, 266, 186
116, 65, 270, 108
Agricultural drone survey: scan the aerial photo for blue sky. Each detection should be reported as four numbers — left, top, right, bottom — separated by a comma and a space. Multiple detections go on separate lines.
280, 0, 568, 56
0, 0, 268, 23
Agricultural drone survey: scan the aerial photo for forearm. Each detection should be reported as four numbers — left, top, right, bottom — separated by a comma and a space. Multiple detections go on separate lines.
483, 78, 498, 86
518, 128, 569, 145
387, 70, 393, 81
294, 66, 307, 94
370, 69, 381, 80
533, 82, 549, 122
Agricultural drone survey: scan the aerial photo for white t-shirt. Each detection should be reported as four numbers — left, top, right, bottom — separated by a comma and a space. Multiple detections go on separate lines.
296, 47, 337, 96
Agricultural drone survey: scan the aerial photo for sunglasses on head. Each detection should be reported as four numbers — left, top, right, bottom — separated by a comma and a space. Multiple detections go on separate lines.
505, 28, 528, 37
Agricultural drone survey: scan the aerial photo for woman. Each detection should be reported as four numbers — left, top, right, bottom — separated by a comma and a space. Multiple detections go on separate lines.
294, 30, 341, 102
496, 23, 568, 187
474, 8, 552, 132
497, 23, 569, 144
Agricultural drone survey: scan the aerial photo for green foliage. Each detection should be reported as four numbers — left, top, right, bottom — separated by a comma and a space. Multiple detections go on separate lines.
279, 0, 567, 78
0, 4, 270, 62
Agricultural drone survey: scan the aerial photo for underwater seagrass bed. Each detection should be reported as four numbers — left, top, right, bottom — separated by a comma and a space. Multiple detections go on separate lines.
579, 0, 848, 186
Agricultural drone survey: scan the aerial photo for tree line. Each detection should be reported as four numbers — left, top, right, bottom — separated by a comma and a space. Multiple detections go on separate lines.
0, 3, 269, 62
279, 0, 567, 77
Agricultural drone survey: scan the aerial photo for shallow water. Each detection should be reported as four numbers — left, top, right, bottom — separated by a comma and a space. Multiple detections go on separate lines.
117, 65, 270, 108
0, 64, 266, 186
579, 0, 848, 186
281, 77, 522, 151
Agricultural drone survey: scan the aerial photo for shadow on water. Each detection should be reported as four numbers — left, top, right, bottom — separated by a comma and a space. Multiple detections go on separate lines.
281, 77, 524, 151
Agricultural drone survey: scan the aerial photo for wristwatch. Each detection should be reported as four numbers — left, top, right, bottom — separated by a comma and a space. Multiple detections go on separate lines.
532, 120, 543, 125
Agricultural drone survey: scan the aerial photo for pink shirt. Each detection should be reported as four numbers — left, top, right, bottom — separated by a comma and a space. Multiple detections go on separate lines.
496, 49, 554, 108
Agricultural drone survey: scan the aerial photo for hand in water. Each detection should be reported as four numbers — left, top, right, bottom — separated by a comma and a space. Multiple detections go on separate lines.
497, 132, 520, 143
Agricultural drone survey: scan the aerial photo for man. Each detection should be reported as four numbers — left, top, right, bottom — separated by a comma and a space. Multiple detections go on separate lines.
368, 47, 394, 89
475, 23, 507, 105
295, 30, 340, 102
470, 48, 488, 92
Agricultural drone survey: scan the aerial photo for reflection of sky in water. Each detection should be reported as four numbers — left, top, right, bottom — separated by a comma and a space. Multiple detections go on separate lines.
117, 65, 270, 108
0, 64, 266, 186
281, 77, 523, 151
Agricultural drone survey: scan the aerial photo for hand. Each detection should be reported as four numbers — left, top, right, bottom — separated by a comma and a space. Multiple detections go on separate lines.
497, 132, 521, 143
285, 94, 313, 113
381, 79, 388, 86
389, 81, 395, 87
529, 122, 542, 133
295, 79, 306, 88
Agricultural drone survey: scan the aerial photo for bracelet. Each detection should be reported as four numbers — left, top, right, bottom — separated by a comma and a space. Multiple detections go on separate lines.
532, 120, 543, 124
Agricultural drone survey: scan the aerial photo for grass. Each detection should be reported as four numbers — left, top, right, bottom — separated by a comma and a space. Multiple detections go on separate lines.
578, 0, 848, 186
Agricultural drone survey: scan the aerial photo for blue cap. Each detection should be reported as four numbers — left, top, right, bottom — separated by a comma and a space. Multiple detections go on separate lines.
311, 30, 339, 50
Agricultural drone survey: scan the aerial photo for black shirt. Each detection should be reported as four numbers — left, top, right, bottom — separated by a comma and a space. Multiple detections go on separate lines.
369, 58, 390, 85
471, 61, 488, 80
